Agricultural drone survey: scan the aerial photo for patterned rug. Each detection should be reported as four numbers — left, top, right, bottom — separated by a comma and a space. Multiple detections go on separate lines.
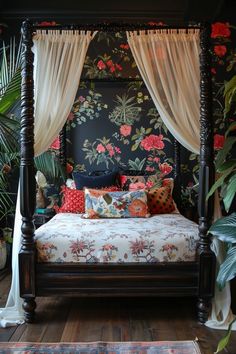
0, 340, 201, 353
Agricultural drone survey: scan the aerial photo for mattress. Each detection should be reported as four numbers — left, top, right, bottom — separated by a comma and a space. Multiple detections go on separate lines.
34, 213, 199, 263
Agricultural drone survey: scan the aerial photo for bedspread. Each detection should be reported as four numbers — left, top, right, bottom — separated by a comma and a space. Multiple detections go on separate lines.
34, 213, 199, 263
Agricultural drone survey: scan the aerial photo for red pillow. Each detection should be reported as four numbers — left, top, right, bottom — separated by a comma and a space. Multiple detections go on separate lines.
57, 185, 121, 214
57, 186, 85, 214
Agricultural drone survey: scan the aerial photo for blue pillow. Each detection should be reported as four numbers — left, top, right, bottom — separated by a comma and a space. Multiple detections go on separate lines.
73, 170, 118, 190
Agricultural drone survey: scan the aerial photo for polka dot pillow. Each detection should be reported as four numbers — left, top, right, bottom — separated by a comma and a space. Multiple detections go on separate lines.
147, 186, 176, 214
57, 186, 85, 213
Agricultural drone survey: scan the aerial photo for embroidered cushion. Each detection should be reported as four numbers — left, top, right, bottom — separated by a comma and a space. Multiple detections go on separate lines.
58, 186, 85, 214
73, 170, 118, 190
84, 189, 150, 219
147, 186, 176, 214
57, 185, 121, 214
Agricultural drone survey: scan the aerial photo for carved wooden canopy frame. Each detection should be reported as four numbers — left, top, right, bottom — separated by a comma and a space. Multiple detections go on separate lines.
19, 19, 216, 324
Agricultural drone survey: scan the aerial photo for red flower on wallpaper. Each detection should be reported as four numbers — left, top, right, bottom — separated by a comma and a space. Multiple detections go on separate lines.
214, 134, 225, 150
211, 22, 231, 38
141, 134, 165, 151
115, 63, 123, 71
159, 162, 173, 176
50, 137, 60, 150
97, 60, 106, 70
66, 163, 73, 174
120, 44, 129, 50
214, 45, 227, 57
38, 21, 58, 26
211, 68, 217, 75
120, 124, 132, 137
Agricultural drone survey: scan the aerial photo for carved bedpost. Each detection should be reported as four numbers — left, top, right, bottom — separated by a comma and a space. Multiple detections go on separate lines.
59, 125, 67, 172
18, 19, 37, 323
173, 139, 182, 212
197, 23, 216, 324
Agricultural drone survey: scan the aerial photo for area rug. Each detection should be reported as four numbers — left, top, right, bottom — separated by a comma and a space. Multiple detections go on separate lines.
0, 340, 201, 353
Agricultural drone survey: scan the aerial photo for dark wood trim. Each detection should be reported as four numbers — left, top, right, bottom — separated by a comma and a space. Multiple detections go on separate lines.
173, 139, 182, 212
19, 19, 37, 323
197, 22, 216, 323
36, 262, 199, 298
32, 22, 201, 32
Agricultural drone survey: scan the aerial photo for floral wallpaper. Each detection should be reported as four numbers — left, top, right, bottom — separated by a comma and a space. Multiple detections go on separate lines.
50, 22, 235, 210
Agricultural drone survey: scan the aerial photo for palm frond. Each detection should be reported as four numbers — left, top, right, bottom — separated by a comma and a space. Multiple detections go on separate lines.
34, 151, 66, 184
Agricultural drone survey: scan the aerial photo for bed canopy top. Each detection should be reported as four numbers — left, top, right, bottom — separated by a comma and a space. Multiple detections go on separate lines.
16, 19, 216, 324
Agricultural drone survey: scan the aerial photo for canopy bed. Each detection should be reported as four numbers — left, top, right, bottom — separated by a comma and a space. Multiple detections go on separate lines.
18, 20, 216, 325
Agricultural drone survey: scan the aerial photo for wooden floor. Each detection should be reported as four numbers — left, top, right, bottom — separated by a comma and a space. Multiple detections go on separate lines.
1, 273, 236, 353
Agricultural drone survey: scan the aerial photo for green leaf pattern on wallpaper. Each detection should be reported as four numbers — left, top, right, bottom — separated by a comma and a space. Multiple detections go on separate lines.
65, 24, 236, 209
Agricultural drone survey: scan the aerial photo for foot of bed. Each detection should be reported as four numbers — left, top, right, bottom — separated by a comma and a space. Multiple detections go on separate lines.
23, 298, 36, 323
197, 297, 210, 324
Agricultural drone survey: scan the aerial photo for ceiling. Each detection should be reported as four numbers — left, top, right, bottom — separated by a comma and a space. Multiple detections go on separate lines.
0, 0, 235, 32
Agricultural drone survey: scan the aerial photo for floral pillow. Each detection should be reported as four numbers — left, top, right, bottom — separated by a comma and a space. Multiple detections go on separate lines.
57, 185, 121, 214
84, 188, 150, 219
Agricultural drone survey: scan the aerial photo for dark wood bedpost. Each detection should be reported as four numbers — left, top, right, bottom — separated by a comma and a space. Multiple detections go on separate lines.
59, 125, 67, 170
173, 139, 182, 212
197, 23, 216, 324
18, 19, 37, 323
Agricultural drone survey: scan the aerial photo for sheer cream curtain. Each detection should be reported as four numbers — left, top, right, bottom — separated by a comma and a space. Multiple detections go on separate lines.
0, 29, 96, 327
127, 29, 235, 329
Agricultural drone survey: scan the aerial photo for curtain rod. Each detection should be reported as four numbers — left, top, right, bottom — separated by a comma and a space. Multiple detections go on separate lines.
32, 21, 202, 32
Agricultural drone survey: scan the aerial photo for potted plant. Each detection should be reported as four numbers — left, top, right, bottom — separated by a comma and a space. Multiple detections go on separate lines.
207, 74, 236, 353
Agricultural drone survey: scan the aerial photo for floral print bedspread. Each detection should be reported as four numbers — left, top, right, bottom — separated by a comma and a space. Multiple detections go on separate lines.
34, 213, 199, 263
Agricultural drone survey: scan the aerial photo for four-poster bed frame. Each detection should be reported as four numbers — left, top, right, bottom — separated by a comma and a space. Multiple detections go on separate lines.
19, 19, 216, 324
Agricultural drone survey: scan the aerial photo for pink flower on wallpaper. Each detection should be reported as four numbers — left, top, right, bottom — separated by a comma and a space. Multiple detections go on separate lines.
50, 137, 60, 150
211, 22, 231, 38
214, 45, 227, 57
145, 166, 155, 172
211, 68, 217, 75
141, 134, 165, 151
114, 146, 121, 154
78, 96, 85, 102
96, 143, 106, 153
159, 162, 173, 176
214, 134, 225, 150
115, 63, 123, 71
145, 181, 154, 189
97, 60, 106, 70
153, 157, 160, 163
106, 144, 115, 157
120, 124, 132, 137
109, 65, 116, 73
106, 60, 113, 67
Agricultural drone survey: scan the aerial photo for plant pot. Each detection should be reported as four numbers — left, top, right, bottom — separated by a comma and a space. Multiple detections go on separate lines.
0, 240, 7, 270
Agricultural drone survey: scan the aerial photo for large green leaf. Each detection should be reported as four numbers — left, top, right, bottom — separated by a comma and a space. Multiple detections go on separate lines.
226, 121, 236, 137
207, 166, 234, 199
209, 213, 236, 243
215, 137, 236, 170
0, 68, 21, 114
223, 174, 236, 212
215, 317, 236, 353
217, 245, 236, 290
34, 151, 66, 184
217, 160, 236, 173
224, 75, 236, 116
0, 113, 20, 154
